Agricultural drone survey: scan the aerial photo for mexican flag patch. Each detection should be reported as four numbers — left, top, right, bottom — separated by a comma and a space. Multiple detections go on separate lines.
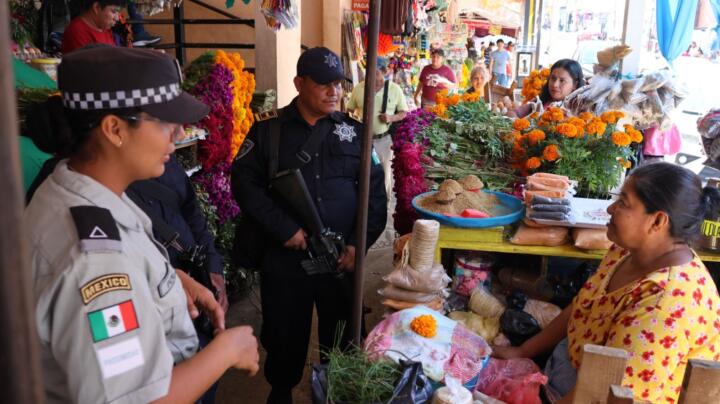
88, 300, 139, 342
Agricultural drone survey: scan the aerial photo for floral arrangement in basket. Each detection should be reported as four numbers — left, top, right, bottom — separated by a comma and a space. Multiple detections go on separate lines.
391, 91, 515, 233
509, 108, 643, 195
520, 68, 550, 103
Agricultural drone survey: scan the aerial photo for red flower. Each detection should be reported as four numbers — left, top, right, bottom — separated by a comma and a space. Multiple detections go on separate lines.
679, 272, 690, 281
662, 356, 670, 367
622, 315, 637, 327
698, 277, 707, 285
696, 335, 708, 345
693, 289, 703, 305
671, 308, 685, 319
660, 335, 676, 348
638, 368, 655, 382
642, 389, 650, 399
665, 317, 676, 327
623, 334, 632, 346
699, 316, 707, 325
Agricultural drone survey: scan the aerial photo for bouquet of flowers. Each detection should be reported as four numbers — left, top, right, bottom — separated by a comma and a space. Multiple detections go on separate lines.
509, 108, 643, 195
520, 68, 550, 103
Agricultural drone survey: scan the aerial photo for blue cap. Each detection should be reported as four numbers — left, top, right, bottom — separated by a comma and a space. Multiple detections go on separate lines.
296, 47, 350, 84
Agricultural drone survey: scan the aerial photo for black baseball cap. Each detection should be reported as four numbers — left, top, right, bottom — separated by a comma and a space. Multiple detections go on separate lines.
58, 47, 209, 124
296, 47, 350, 84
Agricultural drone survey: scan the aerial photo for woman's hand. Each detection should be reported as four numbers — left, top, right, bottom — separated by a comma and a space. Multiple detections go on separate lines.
491, 345, 527, 360
219, 326, 260, 376
176, 269, 225, 333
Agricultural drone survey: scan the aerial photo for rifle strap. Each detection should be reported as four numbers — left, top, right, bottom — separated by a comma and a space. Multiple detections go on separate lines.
268, 107, 331, 178
125, 187, 189, 254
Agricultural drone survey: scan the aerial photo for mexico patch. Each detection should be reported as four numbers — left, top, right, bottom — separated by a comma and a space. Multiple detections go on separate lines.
88, 300, 139, 343
80, 274, 131, 305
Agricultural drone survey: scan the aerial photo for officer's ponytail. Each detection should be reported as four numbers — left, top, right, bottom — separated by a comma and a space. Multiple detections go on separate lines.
25, 95, 142, 158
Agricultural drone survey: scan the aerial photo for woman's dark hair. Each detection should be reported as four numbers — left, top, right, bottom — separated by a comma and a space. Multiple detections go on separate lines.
630, 162, 720, 243
540, 59, 584, 104
25, 95, 141, 159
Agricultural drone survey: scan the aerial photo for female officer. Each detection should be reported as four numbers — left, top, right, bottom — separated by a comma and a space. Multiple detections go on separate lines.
24, 46, 259, 403
494, 163, 720, 403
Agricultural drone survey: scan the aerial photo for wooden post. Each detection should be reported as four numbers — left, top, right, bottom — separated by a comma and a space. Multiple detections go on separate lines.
607, 385, 650, 404
0, 1, 46, 402
678, 359, 720, 403
572, 344, 628, 404
351, 0, 381, 345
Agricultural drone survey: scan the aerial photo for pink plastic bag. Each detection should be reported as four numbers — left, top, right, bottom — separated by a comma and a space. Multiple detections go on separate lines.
475, 358, 547, 404
643, 124, 681, 156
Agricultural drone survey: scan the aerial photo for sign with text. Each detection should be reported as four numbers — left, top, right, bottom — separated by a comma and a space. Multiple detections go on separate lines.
352, 0, 369, 11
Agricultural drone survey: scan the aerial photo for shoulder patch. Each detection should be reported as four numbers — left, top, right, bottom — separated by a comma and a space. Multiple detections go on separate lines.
235, 139, 255, 160
80, 274, 132, 305
254, 110, 278, 122
87, 300, 139, 343
70, 206, 122, 253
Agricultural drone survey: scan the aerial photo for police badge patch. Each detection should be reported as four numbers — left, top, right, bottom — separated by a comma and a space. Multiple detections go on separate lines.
334, 122, 356, 142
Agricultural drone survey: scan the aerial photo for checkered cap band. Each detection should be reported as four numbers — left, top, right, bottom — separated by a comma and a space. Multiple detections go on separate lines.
61, 83, 181, 110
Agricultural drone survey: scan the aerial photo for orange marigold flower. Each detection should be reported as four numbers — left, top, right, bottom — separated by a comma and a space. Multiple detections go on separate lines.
579, 111, 594, 122
542, 144, 560, 162
585, 118, 607, 136
529, 112, 540, 120
431, 103, 447, 118
542, 107, 564, 122
557, 123, 578, 138
527, 129, 546, 145
410, 314, 437, 338
525, 157, 542, 170
601, 110, 625, 124
448, 94, 461, 106
618, 158, 632, 169
540, 68, 551, 78
513, 118, 531, 131
611, 131, 632, 147
630, 129, 643, 143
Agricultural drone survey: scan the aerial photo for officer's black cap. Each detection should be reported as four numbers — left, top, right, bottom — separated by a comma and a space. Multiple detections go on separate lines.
296, 47, 350, 84
58, 47, 209, 124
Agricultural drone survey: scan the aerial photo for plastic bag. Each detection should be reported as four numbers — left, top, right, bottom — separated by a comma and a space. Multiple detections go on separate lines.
432, 376, 473, 404
448, 311, 500, 342
492, 334, 511, 347
383, 297, 444, 311
571, 228, 612, 250
468, 286, 505, 318
379, 285, 442, 303
523, 299, 562, 329
385, 262, 451, 293
473, 390, 507, 404
510, 225, 568, 247
475, 358, 547, 404
499, 309, 541, 346
453, 254, 493, 296
311, 359, 434, 404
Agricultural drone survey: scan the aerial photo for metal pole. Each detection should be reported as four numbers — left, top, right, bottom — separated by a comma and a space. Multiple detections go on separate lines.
0, 1, 45, 402
173, 4, 186, 65
351, 0, 381, 345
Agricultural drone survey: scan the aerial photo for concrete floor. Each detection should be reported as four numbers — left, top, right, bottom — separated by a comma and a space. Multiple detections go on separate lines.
215, 245, 394, 404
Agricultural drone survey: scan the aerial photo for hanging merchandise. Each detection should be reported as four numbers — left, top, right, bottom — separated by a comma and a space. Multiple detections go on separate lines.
261, 0, 299, 31
380, 0, 411, 35
132, 0, 183, 17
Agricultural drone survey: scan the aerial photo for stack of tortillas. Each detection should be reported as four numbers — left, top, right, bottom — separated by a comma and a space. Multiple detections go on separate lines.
379, 219, 449, 311
409, 220, 440, 272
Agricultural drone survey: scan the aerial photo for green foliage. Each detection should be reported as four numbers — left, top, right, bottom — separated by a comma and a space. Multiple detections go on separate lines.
325, 345, 400, 403
182, 52, 218, 91
420, 100, 516, 190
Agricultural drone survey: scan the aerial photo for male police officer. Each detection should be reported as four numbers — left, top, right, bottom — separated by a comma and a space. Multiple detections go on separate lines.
231, 47, 387, 403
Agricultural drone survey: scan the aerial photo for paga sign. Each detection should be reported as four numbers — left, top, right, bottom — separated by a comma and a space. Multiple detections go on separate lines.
352, 0, 369, 11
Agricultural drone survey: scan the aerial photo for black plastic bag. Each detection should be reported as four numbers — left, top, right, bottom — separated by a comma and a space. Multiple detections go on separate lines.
311, 360, 433, 404
506, 289, 529, 310
500, 309, 541, 347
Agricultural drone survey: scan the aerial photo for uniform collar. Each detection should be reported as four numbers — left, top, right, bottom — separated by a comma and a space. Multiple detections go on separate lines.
285, 97, 344, 125
51, 160, 146, 231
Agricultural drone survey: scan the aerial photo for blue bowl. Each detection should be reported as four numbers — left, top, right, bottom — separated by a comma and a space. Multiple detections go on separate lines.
411, 190, 524, 228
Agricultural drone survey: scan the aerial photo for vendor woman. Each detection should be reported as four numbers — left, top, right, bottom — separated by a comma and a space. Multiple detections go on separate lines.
516, 59, 583, 118
494, 163, 720, 403
465, 65, 489, 96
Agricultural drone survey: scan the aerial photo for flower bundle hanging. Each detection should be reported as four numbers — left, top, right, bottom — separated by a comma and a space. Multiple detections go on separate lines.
391, 110, 434, 234
521, 68, 550, 103
185, 51, 255, 169
215, 50, 255, 160
509, 108, 643, 195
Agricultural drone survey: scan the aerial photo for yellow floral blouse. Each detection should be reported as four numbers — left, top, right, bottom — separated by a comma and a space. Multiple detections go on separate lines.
567, 245, 720, 403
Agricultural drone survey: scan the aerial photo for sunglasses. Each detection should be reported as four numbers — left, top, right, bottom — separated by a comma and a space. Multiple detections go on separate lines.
120, 115, 185, 142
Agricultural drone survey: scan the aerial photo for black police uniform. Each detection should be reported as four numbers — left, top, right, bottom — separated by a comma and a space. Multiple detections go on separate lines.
231, 98, 387, 396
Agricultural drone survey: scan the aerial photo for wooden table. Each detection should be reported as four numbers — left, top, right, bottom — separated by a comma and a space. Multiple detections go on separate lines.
434, 225, 720, 263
